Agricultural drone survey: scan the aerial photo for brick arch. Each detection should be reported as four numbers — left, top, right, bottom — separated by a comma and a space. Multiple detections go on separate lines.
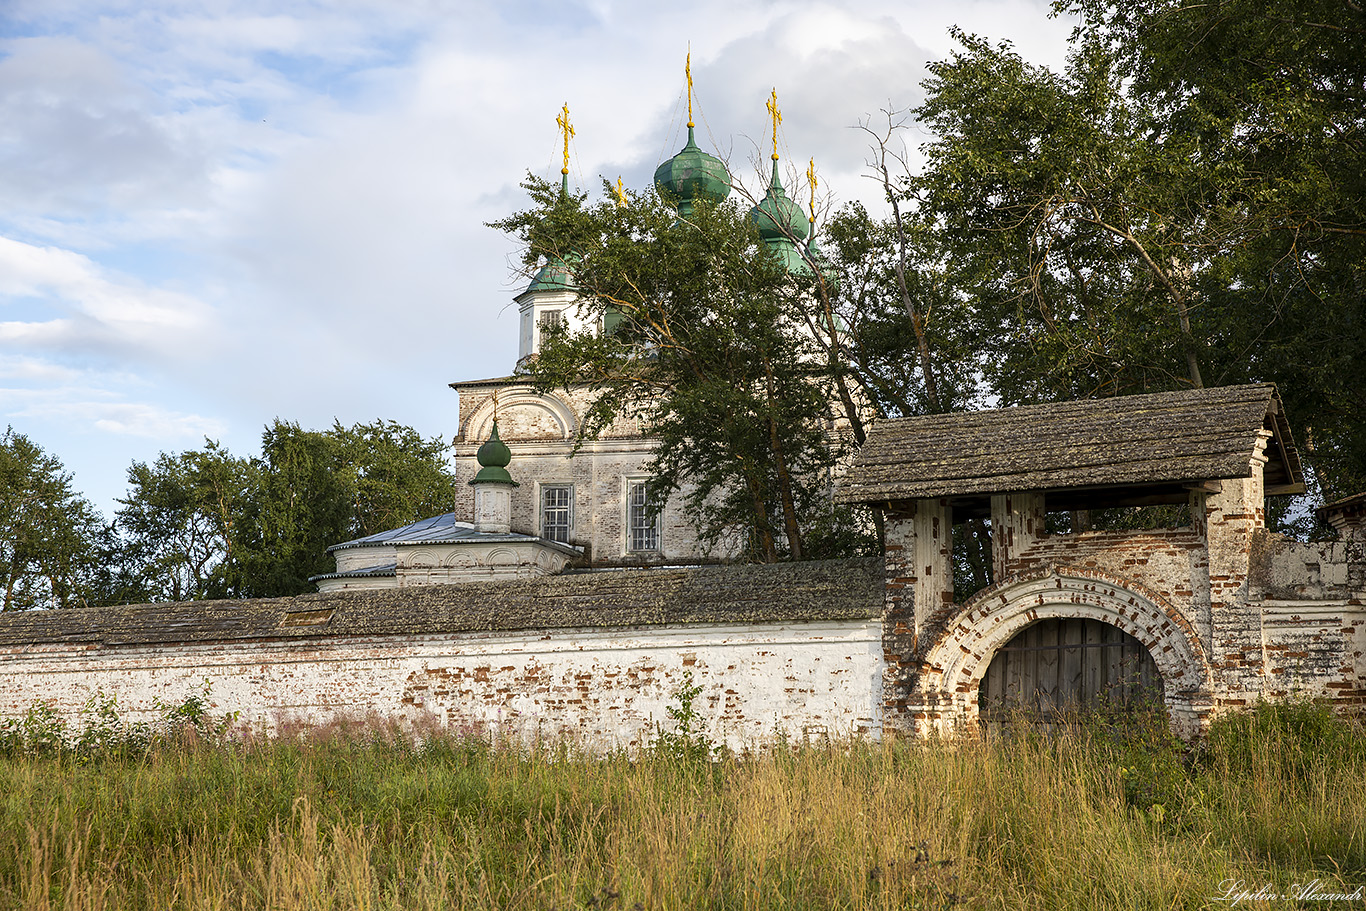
465, 386, 577, 443
919, 565, 1213, 734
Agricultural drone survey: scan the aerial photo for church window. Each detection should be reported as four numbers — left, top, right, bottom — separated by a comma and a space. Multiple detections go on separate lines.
541, 485, 572, 543
627, 480, 661, 552
539, 310, 564, 331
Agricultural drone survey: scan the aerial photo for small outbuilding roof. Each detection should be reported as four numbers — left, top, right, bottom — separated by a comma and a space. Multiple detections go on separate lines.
326, 512, 570, 554
1319, 491, 1366, 526
838, 384, 1303, 513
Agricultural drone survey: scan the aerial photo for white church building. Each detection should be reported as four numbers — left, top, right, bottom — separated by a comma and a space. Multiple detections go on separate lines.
316, 96, 826, 589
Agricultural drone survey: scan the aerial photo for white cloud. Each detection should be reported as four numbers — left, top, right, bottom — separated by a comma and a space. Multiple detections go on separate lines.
169, 14, 314, 53
0, 235, 100, 296
0, 356, 83, 384
90, 403, 226, 439
0, 235, 217, 357
5, 396, 225, 441
0, 319, 79, 345
0, 37, 215, 219
0, 0, 1075, 520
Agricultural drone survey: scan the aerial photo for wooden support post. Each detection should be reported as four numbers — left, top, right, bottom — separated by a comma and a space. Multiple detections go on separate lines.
913, 498, 953, 636
990, 491, 1045, 581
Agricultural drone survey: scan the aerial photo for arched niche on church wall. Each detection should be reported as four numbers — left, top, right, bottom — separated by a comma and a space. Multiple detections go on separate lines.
464, 387, 578, 443
398, 549, 438, 569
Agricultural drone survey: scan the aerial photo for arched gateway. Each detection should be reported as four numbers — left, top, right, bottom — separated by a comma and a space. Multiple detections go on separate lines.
919, 567, 1211, 734
835, 384, 1310, 739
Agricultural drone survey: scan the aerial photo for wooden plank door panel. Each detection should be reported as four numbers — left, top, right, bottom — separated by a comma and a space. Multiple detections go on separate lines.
979, 618, 1164, 724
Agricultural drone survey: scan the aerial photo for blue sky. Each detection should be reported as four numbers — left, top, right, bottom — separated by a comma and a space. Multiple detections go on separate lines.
0, 0, 1073, 519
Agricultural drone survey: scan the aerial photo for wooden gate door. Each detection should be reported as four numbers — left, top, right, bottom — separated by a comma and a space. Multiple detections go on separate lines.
978, 618, 1163, 729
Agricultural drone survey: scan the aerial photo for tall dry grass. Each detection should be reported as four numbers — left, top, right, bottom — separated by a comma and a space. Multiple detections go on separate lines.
1, 702, 1363, 910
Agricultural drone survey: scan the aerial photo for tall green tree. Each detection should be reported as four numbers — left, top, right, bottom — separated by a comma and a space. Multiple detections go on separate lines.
493, 178, 852, 562
228, 419, 459, 597
1062, 0, 1366, 496
336, 420, 460, 537
821, 198, 980, 420
115, 442, 255, 602
0, 428, 107, 610
913, 30, 1212, 404
230, 421, 353, 596
911, 9, 1366, 499
110, 420, 459, 601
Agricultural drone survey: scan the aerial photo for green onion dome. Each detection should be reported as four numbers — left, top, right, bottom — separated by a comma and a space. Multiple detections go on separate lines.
527, 253, 576, 293
806, 235, 837, 284
653, 125, 732, 218
750, 158, 810, 244
471, 422, 516, 485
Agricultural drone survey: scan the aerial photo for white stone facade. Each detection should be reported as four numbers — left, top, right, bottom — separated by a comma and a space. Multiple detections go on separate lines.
452, 381, 725, 566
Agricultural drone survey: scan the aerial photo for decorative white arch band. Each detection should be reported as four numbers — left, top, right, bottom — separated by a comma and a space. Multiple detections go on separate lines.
464, 386, 578, 443
915, 565, 1214, 734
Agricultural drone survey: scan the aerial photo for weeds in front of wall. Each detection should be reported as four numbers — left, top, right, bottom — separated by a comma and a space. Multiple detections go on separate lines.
1, 693, 1363, 910
649, 670, 723, 765
0, 681, 237, 761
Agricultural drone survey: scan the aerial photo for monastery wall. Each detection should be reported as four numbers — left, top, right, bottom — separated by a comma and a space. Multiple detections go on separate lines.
1255, 602, 1366, 706
1246, 532, 1366, 707
0, 561, 884, 751
1009, 529, 1206, 612
874, 496, 1366, 735
0, 621, 883, 752
1001, 523, 1366, 710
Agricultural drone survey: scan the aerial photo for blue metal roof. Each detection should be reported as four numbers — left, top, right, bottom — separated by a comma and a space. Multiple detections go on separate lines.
326, 512, 581, 558
310, 562, 397, 582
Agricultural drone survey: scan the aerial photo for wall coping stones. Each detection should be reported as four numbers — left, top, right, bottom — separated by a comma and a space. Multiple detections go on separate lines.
0, 559, 882, 649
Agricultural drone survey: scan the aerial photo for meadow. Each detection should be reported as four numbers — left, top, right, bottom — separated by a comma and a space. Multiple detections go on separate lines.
1, 691, 1363, 910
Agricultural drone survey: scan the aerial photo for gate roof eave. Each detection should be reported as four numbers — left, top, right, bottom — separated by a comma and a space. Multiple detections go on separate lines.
838, 384, 1304, 507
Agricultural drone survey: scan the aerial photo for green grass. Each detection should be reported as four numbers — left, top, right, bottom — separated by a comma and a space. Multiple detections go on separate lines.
0, 699, 1363, 909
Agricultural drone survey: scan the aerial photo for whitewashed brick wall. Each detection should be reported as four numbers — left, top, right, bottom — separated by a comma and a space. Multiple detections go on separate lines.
0, 620, 884, 752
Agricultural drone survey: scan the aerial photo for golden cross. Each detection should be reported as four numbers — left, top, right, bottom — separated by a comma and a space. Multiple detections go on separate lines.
807, 157, 818, 224
556, 103, 574, 176
766, 88, 781, 161
614, 176, 629, 208
685, 50, 694, 128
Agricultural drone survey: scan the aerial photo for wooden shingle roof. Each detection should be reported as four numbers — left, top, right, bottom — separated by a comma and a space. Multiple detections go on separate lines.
0, 559, 881, 649
837, 384, 1303, 507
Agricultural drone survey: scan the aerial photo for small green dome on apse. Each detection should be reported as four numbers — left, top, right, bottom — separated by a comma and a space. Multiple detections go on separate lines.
653, 125, 732, 218
470, 422, 517, 486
